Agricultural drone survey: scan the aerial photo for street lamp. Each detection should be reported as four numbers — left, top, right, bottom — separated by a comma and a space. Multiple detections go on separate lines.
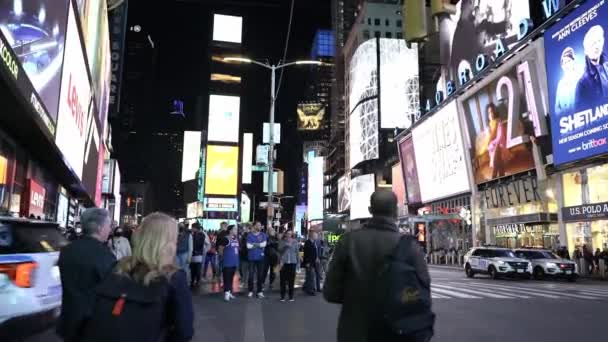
225, 57, 323, 228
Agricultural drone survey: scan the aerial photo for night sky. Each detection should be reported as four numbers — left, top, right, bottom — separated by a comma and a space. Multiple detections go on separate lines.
119, 0, 331, 215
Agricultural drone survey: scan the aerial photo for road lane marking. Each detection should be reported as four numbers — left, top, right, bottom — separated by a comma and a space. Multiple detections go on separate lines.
430, 286, 481, 299
432, 283, 520, 299
467, 282, 560, 298
431, 293, 451, 299
445, 282, 531, 299
472, 282, 601, 299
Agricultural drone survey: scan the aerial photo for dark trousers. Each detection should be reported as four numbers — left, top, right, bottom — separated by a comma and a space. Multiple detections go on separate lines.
304, 262, 322, 293
264, 258, 277, 288
203, 253, 216, 278
280, 263, 297, 299
248, 260, 265, 293
223, 266, 237, 293
190, 262, 202, 286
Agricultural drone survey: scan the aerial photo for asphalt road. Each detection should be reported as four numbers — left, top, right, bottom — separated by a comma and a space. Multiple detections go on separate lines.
25, 267, 607, 342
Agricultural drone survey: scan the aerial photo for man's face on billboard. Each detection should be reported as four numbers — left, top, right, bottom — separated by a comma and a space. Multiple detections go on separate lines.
584, 26, 605, 62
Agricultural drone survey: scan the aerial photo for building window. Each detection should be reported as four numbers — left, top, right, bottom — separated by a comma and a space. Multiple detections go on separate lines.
396, 32, 403, 39
374, 18, 380, 26
374, 31, 381, 38
385, 19, 390, 26
397, 20, 403, 27
363, 30, 370, 39
386, 32, 392, 38
367, 18, 371, 25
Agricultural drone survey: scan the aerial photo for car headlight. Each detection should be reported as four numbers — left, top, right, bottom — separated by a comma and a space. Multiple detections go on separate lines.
546, 263, 557, 268
496, 260, 506, 265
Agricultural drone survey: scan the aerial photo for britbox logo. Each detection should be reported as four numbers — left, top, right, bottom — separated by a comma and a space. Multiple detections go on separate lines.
582, 138, 608, 151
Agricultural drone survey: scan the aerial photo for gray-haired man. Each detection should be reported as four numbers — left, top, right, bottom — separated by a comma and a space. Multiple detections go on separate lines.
57, 208, 116, 341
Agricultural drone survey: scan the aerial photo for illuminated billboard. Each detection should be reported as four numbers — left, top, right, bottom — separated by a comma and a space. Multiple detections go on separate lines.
379, 39, 419, 129
0, 0, 70, 123
242, 133, 253, 184
307, 157, 324, 221
181, 131, 202, 182
392, 163, 406, 216
349, 98, 379, 168
241, 194, 251, 223
350, 174, 375, 221
204, 145, 239, 196
349, 39, 377, 114
297, 103, 325, 130
212, 14, 243, 44
208, 95, 240, 143
203, 197, 238, 212
55, 4, 92, 180
337, 174, 351, 213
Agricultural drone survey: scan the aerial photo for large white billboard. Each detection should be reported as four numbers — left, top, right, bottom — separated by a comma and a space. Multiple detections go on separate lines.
350, 174, 375, 221
242, 133, 253, 184
337, 174, 351, 213
55, 5, 91, 180
307, 157, 324, 221
379, 39, 419, 129
181, 131, 202, 182
412, 101, 470, 203
208, 95, 240, 143
212, 14, 243, 44
349, 99, 379, 168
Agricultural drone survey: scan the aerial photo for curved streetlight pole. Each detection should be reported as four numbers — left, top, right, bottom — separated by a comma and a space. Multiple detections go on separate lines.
224, 57, 323, 229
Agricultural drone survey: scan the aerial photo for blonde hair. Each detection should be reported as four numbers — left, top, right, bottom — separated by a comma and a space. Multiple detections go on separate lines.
115, 212, 179, 285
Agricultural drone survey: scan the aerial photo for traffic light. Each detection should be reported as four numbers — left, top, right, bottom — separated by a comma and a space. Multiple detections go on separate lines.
403, 0, 428, 42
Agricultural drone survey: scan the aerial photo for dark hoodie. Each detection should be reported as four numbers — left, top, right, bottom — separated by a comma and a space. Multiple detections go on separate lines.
575, 53, 608, 110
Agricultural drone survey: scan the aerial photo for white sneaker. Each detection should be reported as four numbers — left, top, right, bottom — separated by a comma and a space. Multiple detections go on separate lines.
248, 292, 254, 298
228, 292, 236, 300
257, 292, 265, 299
224, 292, 231, 302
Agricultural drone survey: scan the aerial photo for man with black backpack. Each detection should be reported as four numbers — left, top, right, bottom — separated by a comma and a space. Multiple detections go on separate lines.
323, 190, 435, 342
190, 222, 209, 288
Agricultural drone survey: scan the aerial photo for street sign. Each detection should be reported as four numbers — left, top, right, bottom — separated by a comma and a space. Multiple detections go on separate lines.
252, 165, 268, 172
259, 202, 280, 209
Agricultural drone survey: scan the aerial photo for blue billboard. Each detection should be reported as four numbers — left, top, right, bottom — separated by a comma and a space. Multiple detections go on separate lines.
545, 0, 608, 165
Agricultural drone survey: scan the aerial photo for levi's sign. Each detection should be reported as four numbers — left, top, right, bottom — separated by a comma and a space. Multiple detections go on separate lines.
562, 201, 608, 222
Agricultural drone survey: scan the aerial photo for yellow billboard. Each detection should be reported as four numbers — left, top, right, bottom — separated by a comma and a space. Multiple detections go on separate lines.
204, 145, 239, 196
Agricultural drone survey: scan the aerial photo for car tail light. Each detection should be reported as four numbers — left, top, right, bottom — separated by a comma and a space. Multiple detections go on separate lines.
0, 262, 37, 288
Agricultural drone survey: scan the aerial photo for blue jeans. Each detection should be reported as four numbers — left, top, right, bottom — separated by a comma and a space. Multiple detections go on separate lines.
176, 252, 190, 281
203, 253, 217, 278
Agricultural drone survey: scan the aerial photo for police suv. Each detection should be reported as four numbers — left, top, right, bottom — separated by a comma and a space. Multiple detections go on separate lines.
514, 248, 578, 282
464, 247, 532, 279
0, 217, 68, 340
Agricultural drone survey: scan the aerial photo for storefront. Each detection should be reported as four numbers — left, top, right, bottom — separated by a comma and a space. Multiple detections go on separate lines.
561, 163, 608, 255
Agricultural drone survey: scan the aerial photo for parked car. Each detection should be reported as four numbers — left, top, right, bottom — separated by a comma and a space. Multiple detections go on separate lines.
514, 248, 578, 282
0, 217, 68, 340
464, 247, 532, 279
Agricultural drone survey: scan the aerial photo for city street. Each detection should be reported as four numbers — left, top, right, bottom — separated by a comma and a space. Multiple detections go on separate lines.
26, 267, 606, 342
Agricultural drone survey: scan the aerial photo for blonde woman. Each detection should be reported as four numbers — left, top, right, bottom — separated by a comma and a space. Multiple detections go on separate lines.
80, 213, 194, 342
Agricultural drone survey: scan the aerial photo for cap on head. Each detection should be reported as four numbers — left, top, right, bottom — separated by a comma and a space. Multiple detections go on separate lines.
369, 189, 397, 218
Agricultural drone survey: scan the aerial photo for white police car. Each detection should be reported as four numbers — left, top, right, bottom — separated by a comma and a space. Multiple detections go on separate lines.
514, 249, 578, 282
464, 247, 532, 279
0, 217, 68, 340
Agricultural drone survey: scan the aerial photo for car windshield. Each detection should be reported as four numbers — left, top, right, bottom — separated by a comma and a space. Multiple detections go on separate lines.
520, 251, 558, 259
0, 222, 68, 254
491, 249, 516, 258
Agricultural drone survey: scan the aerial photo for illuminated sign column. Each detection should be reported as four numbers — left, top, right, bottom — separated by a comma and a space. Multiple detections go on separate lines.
242, 133, 253, 184
204, 145, 239, 196
307, 157, 324, 221
182, 131, 202, 182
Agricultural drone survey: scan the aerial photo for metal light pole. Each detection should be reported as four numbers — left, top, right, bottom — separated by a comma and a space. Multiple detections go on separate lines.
224, 57, 324, 229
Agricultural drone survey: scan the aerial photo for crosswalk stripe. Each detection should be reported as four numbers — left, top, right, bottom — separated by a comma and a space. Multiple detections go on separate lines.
432, 283, 520, 299
573, 290, 608, 297
467, 282, 560, 298
431, 293, 450, 299
470, 282, 600, 300
562, 287, 608, 295
445, 282, 532, 299
430, 287, 481, 299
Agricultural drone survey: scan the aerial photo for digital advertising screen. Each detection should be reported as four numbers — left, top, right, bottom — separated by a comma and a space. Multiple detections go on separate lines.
337, 174, 351, 213
294, 205, 307, 237
181, 131, 202, 182
307, 156, 324, 221
379, 39, 419, 129
204, 145, 239, 196
203, 197, 238, 212
81, 104, 103, 204
545, 0, 608, 165
208, 95, 240, 143
113, 162, 121, 222
350, 174, 375, 221
412, 101, 470, 203
349, 38, 378, 114
392, 163, 406, 216
57, 193, 69, 228
240, 194, 251, 223
242, 133, 253, 184
212, 14, 243, 44
297, 103, 325, 130
55, 4, 92, 180
349, 98, 379, 168
398, 136, 421, 204
437, 0, 530, 82
459, 40, 550, 184
0, 0, 70, 122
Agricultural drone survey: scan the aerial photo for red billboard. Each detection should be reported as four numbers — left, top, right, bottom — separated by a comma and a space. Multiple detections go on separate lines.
21, 179, 46, 218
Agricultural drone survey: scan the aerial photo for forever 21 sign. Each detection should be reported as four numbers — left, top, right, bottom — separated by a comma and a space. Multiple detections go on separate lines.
562, 202, 608, 223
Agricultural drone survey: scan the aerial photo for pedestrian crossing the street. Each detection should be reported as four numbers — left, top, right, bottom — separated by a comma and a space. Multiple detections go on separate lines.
430, 281, 608, 300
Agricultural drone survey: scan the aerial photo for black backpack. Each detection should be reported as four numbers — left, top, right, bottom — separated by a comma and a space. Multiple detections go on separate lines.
372, 235, 435, 338
80, 273, 170, 342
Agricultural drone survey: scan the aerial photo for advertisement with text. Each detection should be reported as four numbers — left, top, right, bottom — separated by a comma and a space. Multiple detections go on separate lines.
545, 0, 608, 165
204, 145, 238, 196
398, 135, 421, 204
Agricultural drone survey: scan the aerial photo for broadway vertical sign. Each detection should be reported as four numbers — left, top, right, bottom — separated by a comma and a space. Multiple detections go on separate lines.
108, 0, 129, 118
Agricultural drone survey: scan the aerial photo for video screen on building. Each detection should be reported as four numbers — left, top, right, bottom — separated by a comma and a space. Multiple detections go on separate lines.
350, 174, 375, 221
55, 4, 92, 181
544, 0, 608, 165
204, 145, 239, 196
297, 103, 325, 130
181, 131, 202, 182
437, 0, 530, 83
459, 40, 550, 184
208, 95, 240, 143
0, 0, 70, 122
242, 133, 253, 184
392, 163, 406, 216
412, 101, 470, 203
398, 135, 421, 204
307, 157, 324, 221
379, 38, 419, 129
337, 174, 351, 213
212, 14, 242, 44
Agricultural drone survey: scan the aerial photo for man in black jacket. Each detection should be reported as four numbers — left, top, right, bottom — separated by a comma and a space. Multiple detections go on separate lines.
57, 208, 115, 341
303, 231, 322, 295
323, 190, 432, 342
